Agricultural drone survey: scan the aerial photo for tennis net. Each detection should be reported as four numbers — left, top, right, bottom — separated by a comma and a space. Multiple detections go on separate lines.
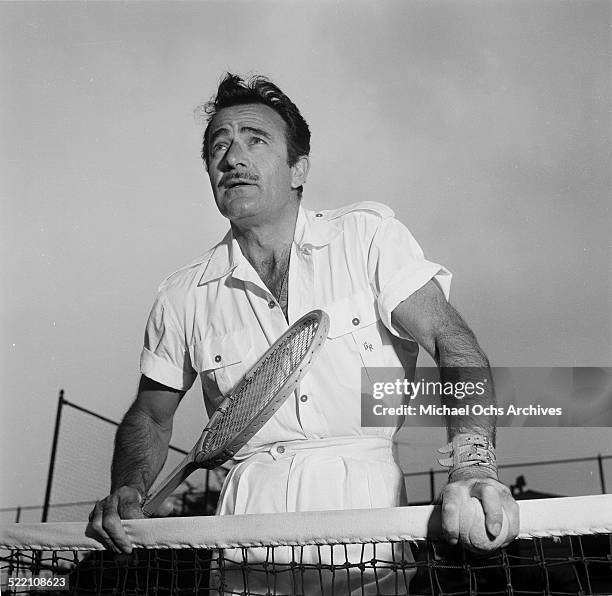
1, 495, 611, 595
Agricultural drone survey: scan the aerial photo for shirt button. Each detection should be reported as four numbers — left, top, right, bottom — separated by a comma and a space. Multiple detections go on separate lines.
214, 355, 222, 363
268, 300, 276, 309
300, 394, 308, 403
352, 317, 360, 326
315, 213, 323, 218
277, 445, 285, 454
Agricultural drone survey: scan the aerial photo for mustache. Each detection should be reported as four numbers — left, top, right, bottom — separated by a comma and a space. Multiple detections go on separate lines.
220, 172, 260, 187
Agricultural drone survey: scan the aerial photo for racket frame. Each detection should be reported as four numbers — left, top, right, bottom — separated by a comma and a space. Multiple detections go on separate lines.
142, 309, 329, 517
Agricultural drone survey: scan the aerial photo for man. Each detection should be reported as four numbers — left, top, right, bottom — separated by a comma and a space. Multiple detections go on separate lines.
90, 73, 519, 588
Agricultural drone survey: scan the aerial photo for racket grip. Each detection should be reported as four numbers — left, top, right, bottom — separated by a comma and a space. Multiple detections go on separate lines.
142, 462, 197, 517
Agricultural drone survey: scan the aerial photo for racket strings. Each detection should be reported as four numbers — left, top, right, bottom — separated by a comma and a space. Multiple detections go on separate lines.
204, 318, 319, 453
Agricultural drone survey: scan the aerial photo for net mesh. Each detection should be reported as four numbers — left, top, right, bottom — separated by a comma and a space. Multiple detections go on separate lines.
204, 316, 319, 454
44, 406, 116, 522
1, 537, 611, 595
1, 496, 611, 595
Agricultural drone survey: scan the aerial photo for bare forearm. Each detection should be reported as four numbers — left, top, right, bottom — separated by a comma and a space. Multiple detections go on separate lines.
435, 319, 496, 446
110, 404, 172, 495
91, 379, 182, 553
390, 281, 497, 450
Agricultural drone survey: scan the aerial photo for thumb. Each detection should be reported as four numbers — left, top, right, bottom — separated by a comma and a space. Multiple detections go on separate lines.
120, 501, 145, 519
116, 486, 145, 519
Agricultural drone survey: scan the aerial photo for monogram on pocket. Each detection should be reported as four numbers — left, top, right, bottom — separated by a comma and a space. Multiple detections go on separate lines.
326, 289, 383, 377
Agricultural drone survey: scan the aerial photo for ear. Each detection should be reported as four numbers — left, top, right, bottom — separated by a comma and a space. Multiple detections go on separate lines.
290, 155, 310, 190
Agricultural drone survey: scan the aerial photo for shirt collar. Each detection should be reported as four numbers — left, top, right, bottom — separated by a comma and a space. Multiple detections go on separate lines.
197, 229, 241, 286
197, 205, 342, 286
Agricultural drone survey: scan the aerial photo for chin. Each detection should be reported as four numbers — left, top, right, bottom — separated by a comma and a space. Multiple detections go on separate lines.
222, 198, 262, 221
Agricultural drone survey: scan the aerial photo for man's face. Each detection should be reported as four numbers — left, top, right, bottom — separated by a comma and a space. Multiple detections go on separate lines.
207, 103, 302, 224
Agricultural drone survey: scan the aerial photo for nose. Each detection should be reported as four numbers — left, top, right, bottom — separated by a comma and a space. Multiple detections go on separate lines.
221, 139, 249, 170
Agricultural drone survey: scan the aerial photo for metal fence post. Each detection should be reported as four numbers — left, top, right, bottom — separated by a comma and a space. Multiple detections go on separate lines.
598, 453, 607, 494
42, 389, 65, 522
429, 468, 435, 502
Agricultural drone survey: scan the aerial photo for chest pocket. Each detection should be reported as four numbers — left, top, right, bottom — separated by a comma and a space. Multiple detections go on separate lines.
189, 329, 254, 398
326, 289, 383, 378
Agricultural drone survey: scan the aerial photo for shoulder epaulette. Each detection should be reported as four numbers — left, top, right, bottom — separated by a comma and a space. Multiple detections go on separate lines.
317, 201, 395, 221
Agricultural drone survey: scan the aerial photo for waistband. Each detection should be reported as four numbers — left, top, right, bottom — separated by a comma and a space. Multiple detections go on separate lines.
232, 436, 394, 463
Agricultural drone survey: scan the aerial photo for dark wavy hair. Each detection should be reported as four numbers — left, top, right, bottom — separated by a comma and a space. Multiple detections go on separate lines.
200, 73, 310, 195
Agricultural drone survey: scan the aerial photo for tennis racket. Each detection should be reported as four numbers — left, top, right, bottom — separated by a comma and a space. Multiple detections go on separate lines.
142, 309, 330, 517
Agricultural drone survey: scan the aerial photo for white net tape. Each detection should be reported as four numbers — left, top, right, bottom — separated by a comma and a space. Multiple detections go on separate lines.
2, 495, 611, 551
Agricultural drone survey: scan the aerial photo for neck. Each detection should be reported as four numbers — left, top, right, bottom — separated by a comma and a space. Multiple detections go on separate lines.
231, 202, 297, 320
231, 200, 299, 265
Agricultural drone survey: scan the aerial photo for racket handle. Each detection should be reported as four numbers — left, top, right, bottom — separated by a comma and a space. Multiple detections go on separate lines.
142, 461, 197, 517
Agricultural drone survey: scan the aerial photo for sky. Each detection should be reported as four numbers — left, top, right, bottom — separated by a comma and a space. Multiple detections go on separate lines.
1, 1, 610, 515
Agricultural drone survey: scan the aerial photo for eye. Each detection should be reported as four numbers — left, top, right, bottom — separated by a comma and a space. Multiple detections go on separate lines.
249, 136, 266, 146
210, 142, 228, 157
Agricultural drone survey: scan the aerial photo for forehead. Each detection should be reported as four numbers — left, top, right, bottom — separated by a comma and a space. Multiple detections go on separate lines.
209, 103, 287, 138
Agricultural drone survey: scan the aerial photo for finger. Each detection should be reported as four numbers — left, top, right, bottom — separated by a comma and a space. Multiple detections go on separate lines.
119, 501, 145, 519
503, 494, 521, 541
440, 484, 463, 545
117, 489, 145, 520
471, 482, 503, 538
89, 500, 119, 553
101, 494, 133, 554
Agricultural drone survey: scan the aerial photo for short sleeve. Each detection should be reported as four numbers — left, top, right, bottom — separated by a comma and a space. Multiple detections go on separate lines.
139, 292, 197, 391
368, 217, 452, 340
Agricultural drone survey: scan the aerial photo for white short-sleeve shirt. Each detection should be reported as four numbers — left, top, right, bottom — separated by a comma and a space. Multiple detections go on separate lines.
140, 201, 451, 513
